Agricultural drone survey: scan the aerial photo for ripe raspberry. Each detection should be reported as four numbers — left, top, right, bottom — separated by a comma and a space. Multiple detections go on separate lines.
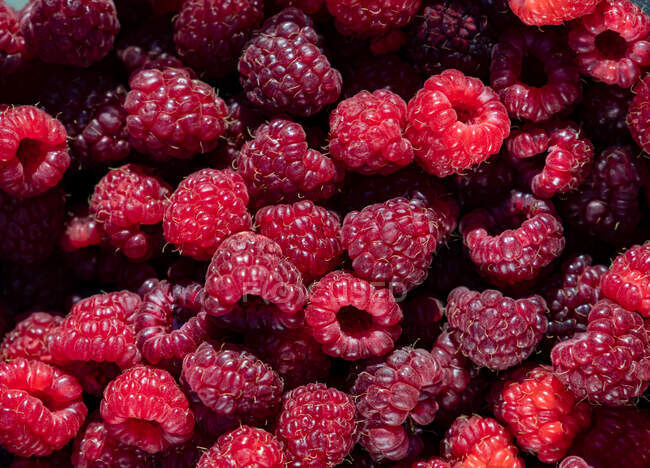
101, 365, 194, 454
173, 0, 264, 77
508, 0, 600, 25
490, 28, 582, 122
163, 169, 251, 261
213, 297, 305, 333
454, 154, 515, 210
0, 105, 69, 198
446, 286, 548, 370
342, 54, 422, 100
560, 456, 594, 468
406, 69, 510, 177
255, 200, 342, 283
20, 0, 120, 67
305, 271, 402, 360
551, 298, 650, 405
601, 243, 650, 316
578, 83, 632, 146
197, 426, 286, 468
0, 2, 28, 76
237, 118, 342, 209
329, 89, 414, 175
238, 8, 342, 117
181, 342, 284, 425
627, 75, 650, 153
568, 0, 650, 88
460, 190, 565, 286
442, 415, 524, 468
492, 365, 592, 463
398, 293, 445, 348
61, 207, 103, 252
326, 0, 421, 38
0, 311, 63, 361
0, 359, 87, 457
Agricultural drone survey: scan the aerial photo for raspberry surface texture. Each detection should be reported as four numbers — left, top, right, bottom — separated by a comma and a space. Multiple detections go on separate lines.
601, 243, 650, 316
508, 0, 600, 25
197, 426, 286, 468
0, 312, 63, 362
326, 0, 421, 38
0, 1, 27, 76
627, 74, 650, 152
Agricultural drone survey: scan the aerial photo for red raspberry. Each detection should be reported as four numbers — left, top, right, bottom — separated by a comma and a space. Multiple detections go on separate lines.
181, 342, 284, 425
460, 190, 565, 286
329, 89, 414, 175
0, 105, 69, 198
163, 169, 251, 261
0, 359, 87, 457
398, 293, 445, 348
238, 8, 342, 117
442, 415, 524, 468
508, 0, 600, 25
305, 271, 402, 360
578, 83, 632, 146
341, 54, 422, 101
101, 365, 194, 454
492, 365, 592, 463
454, 154, 515, 210
0, 311, 63, 361
173, 0, 264, 77
568, 0, 650, 88
61, 207, 103, 252
326, 0, 421, 38
405, 69, 510, 177
237, 118, 343, 208
0, 1, 28, 76
20, 0, 120, 67
197, 426, 286, 468
213, 297, 305, 333
90, 164, 171, 261
446, 286, 548, 370
601, 243, 650, 317
560, 456, 594, 468
255, 200, 342, 283
627, 74, 650, 153
490, 28, 582, 122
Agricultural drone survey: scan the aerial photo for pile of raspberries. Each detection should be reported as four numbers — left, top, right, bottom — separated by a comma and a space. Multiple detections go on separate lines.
2, 0, 650, 466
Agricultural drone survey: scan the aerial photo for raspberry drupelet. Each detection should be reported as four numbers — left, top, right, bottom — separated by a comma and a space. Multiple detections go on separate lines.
490, 28, 582, 123
508, 0, 600, 26
627, 74, 650, 153
405, 68, 510, 178
0, 311, 63, 361
568, 0, 650, 88
197, 426, 285, 467
326, 0, 421, 39
305, 271, 402, 360
601, 243, 650, 317
0, 1, 28, 76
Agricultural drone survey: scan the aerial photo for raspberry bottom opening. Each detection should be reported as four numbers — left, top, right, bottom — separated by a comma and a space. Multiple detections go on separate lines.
337, 306, 374, 338
520, 53, 548, 88
595, 30, 628, 60
16, 138, 47, 174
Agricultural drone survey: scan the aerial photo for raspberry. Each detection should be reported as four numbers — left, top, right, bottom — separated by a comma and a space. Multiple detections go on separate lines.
329, 89, 414, 175
446, 286, 548, 370
551, 298, 650, 405
238, 119, 342, 209
490, 28, 582, 122
197, 426, 286, 468
0, 105, 69, 198
0, 1, 28, 76
0, 311, 63, 362
342, 54, 422, 101
368, 28, 406, 54
90, 164, 171, 261
19, 0, 120, 67
181, 342, 284, 425
326, 0, 421, 38
454, 154, 515, 210
213, 297, 305, 333
61, 207, 103, 252
398, 293, 445, 348
238, 8, 342, 117
305, 271, 402, 360
460, 190, 565, 286
508, 0, 600, 25
560, 456, 594, 468
578, 83, 633, 146
568, 0, 650, 88
0, 359, 87, 457
173, 0, 264, 77
163, 169, 251, 261
627, 75, 650, 153
492, 365, 592, 463
100, 365, 194, 454
442, 415, 524, 468
601, 243, 650, 316
409, 459, 451, 468
406, 69, 510, 177
255, 200, 342, 283
0, 188, 65, 264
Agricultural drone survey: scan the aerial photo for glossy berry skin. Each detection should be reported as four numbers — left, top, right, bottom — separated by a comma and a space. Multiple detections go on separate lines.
0, 1, 28, 76
627, 75, 650, 152
0, 312, 63, 361
305, 271, 402, 361
491, 28, 581, 123
508, 0, 600, 25
568, 0, 650, 88
326, 0, 421, 38
0, 359, 87, 457
197, 426, 286, 468
276, 383, 357, 466
163, 169, 251, 261
601, 244, 650, 317
406, 69, 510, 177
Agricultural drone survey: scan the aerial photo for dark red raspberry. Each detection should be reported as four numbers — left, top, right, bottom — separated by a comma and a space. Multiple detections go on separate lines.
173, 0, 264, 77
101, 365, 194, 454
568, 0, 650, 88
20, 0, 120, 67
238, 8, 342, 117
213, 297, 305, 333
560, 456, 594, 468
0, 311, 63, 361
578, 83, 633, 146
454, 154, 515, 210
0, 359, 87, 457
460, 190, 565, 286
305, 271, 402, 360
398, 293, 445, 348
197, 426, 286, 468
446, 286, 548, 370
628, 75, 650, 152
329, 89, 414, 175
182, 342, 284, 425
163, 169, 251, 261
0, 105, 69, 198
326, 0, 421, 38
490, 27, 582, 122
508, 0, 599, 26
342, 54, 422, 101
0, 188, 65, 264
255, 200, 342, 283
492, 365, 592, 463
601, 243, 650, 317
0, 1, 28, 76
406, 69, 510, 177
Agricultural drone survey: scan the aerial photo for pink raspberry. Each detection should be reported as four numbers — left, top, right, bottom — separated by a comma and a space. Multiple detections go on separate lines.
0, 311, 63, 361
0, 1, 28, 76
197, 426, 286, 468
601, 243, 650, 317
508, 0, 600, 26
326, 0, 421, 38
628, 75, 650, 152
406, 68, 510, 177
